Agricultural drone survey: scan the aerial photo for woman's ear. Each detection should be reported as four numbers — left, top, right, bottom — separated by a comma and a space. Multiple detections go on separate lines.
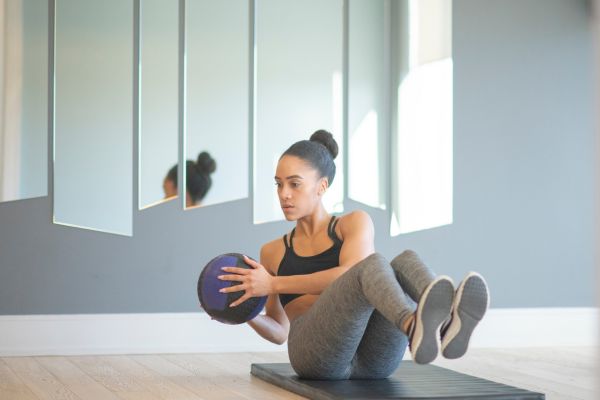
319, 177, 329, 195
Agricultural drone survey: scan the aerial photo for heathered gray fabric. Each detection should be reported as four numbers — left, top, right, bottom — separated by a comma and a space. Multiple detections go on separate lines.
391, 249, 438, 302
287, 251, 438, 380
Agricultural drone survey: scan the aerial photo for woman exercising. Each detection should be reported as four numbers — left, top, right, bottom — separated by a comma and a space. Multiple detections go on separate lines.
218, 130, 489, 379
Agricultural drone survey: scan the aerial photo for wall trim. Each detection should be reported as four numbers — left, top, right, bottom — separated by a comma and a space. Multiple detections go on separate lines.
0, 307, 597, 356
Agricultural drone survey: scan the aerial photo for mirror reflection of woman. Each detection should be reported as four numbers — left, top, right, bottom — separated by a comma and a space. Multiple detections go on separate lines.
163, 151, 216, 208
219, 130, 489, 379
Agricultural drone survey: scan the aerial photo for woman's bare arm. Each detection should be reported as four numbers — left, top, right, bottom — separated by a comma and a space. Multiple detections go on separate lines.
246, 242, 290, 344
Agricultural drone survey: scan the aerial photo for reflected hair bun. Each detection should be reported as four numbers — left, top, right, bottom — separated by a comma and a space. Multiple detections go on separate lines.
196, 151, 216, 174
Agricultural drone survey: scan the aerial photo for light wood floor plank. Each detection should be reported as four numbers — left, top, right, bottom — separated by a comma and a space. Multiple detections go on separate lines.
0, 358, 39, 400
68, 356, 161, 400
164, 353, 305, 400
193, 352, 306, 400
100, 355, 201, 400
2, 357, 81, 400
34, 357, 122, 400
131, 354, 250, 400
501, 346, 595, 371
483, 348, 595, 390
433, 348, 594, 400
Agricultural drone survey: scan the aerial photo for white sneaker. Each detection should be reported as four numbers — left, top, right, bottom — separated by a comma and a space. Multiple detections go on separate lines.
408, 276, 454, 364
440, 272, 490, 359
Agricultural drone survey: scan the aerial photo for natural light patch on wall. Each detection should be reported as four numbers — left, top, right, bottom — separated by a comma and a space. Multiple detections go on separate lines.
325, 71, 344, 214
391, 0, 453, 236
347, 0, 386, 210
349, 110, 380, 207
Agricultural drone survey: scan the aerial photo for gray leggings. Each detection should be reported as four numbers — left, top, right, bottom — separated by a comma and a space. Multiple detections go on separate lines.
287, 250, 437, 380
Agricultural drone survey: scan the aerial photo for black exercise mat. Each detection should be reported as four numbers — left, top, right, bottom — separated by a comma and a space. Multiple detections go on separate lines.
251, 362, 545, 399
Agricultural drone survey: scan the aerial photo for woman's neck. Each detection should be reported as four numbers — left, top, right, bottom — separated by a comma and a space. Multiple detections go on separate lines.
295, 205, 330, 238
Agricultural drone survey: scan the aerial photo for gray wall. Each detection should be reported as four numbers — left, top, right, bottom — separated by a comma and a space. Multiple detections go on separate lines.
0, 0, 595, 314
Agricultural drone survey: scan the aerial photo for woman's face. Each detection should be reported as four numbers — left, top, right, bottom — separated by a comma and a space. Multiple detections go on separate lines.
163, 177, 177, 199
275, 155, 327, 220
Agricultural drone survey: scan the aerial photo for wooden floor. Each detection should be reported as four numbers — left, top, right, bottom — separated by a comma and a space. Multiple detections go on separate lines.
0, 347, 596, 400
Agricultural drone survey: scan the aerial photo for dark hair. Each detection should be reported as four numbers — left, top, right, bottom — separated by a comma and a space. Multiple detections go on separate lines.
166, 151, 216, 204
280, 129, 338, 186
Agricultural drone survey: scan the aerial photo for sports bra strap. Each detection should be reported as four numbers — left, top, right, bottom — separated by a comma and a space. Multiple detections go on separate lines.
282, 233, 291, 249
327, 215, 335, 232
328, 216, 342, 245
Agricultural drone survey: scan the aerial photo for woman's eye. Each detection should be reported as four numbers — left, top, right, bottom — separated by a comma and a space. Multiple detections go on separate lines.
274, 182, 282, 187
292, 182, 300, 188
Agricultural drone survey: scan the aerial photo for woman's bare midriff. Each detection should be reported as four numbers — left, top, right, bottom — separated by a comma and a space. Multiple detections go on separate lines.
283, 294, 320, 322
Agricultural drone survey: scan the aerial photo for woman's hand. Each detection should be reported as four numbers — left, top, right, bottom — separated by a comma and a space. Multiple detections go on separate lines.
218, 255, 275, 307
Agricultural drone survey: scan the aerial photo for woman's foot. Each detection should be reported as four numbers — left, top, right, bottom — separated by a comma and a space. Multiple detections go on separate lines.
406, 276, 454, 364
440, 272, 489, 359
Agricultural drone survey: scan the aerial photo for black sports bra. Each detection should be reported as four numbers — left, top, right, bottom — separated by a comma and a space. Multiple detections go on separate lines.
276, 215, 343, 308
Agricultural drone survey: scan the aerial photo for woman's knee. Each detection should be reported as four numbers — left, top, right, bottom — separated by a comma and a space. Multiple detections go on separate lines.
396, 249, 419, 260
353, 252, 389, 272
390, 249, 421, 269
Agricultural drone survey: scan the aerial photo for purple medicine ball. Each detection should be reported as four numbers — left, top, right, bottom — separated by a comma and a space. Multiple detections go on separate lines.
197, 253, 268, 325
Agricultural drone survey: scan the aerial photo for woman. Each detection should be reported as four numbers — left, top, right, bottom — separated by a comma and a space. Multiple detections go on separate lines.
163, 151, 216, 207
217, 130, 489, 379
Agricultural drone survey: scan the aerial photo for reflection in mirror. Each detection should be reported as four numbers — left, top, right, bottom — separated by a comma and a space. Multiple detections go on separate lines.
348, 0, 387, 209
164, 151, 216, 208
139, 0, 179, 209
390, 0, 453, 235
54, 0, 133, 235
0, 0, 48, 203
254, 0, 344, 224
185, 0, 249, 209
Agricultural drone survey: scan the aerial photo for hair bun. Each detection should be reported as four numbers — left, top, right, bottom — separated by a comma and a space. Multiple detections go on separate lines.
196, 151, 216, 174
310, 129, 338, 160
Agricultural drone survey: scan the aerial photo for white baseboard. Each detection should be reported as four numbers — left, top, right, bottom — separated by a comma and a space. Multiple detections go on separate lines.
0, 307, 597, 356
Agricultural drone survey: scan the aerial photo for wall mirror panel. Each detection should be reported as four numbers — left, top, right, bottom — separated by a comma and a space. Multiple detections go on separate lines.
139, 0, 179, 209
0, 0, 48, 203
184, 0, 249, 209
54, 0, 133, 236
348, 0, 387, 210
46, 0, 454, 237
391, 0, 453, 235
254, 0, 344, 224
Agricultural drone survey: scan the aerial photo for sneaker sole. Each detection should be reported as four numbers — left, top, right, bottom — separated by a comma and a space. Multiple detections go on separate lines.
411, 276, 454, 364
441, 272, 489, 359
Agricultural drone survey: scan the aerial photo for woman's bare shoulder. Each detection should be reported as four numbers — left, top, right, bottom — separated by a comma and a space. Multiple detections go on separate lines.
260, 236, 287, 275
335, 210, 373, 239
